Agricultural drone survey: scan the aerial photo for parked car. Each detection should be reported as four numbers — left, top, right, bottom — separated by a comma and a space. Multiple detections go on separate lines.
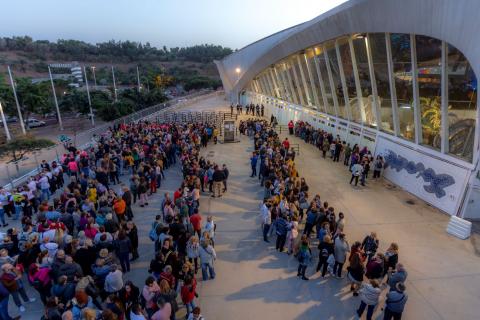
25, 118, 46, 128
0, 116, 18, 124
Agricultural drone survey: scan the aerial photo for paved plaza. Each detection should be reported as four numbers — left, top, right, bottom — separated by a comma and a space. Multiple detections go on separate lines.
6, 94, 480, 320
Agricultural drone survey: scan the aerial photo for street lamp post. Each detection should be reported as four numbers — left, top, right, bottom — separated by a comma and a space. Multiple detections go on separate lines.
48, 66, 64, 131
7, 65, 26, 135
83, 66, 94, 126
91, 66, 98, 89
136, 66, 142, 92
0, 102, 11, 141
111, 66, 118, 102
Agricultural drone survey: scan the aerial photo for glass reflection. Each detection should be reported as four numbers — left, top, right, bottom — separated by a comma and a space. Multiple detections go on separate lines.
368, 33, 394, 132
447, 44, 477, 161
306, 48, 324, 111
391, 33, 415, 140
327, 41, 347, 119
416, 35, 442, 149
318, 50, 336, 115
353, 35, 376, 127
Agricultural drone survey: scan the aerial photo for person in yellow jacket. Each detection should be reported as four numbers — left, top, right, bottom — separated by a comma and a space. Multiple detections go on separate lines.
87, 184, 97, 205
213, 127, 219, 144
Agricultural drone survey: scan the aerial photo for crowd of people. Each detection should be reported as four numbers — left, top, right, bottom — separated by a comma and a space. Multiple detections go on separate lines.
289, 120, 385, 187
0, 120, 221, 320
251, 119, 408, 320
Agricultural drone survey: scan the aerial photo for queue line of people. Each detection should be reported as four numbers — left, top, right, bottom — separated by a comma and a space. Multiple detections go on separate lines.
288, 120, 385, 187
247, 118, 408, 320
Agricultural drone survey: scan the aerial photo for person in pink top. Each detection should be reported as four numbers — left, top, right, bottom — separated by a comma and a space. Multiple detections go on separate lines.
67, 159, 79, 178
28, 264, 52, 305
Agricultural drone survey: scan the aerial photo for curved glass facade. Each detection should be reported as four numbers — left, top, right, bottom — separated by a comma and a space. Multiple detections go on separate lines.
248, 32, 477, 162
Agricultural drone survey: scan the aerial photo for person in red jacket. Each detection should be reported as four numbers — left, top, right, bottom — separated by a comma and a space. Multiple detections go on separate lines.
189, 208, 202, 238
181, 275, 197, 317
288, 120, 294, 135
282, 138, 290, 150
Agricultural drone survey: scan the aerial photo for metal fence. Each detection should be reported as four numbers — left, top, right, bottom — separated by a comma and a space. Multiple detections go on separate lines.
1, 89, 223, 190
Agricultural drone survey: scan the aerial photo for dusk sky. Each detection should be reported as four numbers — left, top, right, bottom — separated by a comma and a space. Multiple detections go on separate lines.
0, 0, 347, 49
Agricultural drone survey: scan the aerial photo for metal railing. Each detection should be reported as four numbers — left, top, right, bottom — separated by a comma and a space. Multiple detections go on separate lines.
1, 90, 223, 190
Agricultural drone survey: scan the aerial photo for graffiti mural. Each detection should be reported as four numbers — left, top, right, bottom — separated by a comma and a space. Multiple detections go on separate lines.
383, 150, 455, 198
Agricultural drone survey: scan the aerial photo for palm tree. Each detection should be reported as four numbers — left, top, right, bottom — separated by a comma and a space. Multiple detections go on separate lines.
420, 96, 441, 146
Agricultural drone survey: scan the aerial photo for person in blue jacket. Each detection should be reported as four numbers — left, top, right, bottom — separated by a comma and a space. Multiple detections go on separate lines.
250, 152, 258, 177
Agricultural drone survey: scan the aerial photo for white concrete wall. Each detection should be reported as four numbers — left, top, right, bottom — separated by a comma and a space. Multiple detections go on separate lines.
375, 136, 471, 215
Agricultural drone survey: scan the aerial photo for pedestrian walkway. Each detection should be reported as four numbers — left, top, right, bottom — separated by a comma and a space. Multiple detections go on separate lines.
192, 113, 480, 320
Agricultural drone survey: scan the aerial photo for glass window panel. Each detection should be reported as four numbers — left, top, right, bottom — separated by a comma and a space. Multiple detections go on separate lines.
391, 33, 415, 140
291, 57, 308, 105
272, 67, 282, 99
318, 51, 336, 115
299, 52, 314, 107
447, 44, 477, 162
287, 59, 301, 104
306, 48, 323, 110
369, 33, 394, 132
338, 37, 358, 122
283, 62, 298, 104
267, 70, 278, 99
416, 35, 442, 150
327, 41, 347, 119
353, 35, 376, 127
260, 74, 270, 96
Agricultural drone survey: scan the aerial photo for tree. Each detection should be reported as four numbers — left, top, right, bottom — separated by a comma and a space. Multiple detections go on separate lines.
15, 78, 51, 119
60, 90, 89, 113
0, 136, 54, 172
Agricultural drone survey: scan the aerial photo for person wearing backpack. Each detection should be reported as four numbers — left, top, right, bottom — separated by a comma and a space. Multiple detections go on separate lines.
372, 155, 384, 179
317, 235, 334, 277
149, 216, 162, 251
297, 238, 312, 281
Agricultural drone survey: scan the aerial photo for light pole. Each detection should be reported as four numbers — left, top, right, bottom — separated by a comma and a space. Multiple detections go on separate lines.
83, 66, 94, 126
111, 66, 118, 102
0, 102, 11, 141
235, 67, 241, 104
48, 66, 63, 130
136, 65, 141, 92
7, 65, 26, 135
91, 66, 98, 89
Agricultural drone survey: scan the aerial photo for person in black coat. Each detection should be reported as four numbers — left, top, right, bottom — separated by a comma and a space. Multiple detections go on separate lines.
222, 164, 229, 192
317, 235, 334, 277
126, 221, 139, 261
73, 240, 97, 276
122, 187, 134, 221
118, 280, 140, 320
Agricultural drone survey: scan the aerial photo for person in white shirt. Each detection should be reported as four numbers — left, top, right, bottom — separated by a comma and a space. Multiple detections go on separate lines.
350, 163, 364, 187
27, 178, 37, 193
39, 175, 50, 201
260, 200, 271, 242
0, 188, 9, 226
204, 216, 215, 244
